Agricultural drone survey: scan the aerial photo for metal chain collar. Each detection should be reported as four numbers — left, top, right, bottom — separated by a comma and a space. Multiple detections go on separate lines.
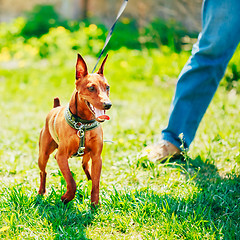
64, 104, 100, 157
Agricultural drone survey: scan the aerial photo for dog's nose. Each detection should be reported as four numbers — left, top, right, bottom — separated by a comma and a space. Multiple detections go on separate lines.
103, 102, 112, 110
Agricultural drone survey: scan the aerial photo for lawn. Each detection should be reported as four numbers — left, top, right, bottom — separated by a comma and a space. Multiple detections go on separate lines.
0, 19, 240, 239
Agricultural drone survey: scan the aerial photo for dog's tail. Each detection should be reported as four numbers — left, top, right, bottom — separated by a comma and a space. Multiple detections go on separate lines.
53, 97, 60, 108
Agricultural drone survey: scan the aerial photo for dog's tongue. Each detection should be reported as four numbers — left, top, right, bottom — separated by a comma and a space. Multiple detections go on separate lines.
98, 115, 110, 120
94, 107, 110, 121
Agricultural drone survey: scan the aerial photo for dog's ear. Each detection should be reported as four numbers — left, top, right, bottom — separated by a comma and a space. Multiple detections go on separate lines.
76, 54, 88, 79
97, 54, 108, 75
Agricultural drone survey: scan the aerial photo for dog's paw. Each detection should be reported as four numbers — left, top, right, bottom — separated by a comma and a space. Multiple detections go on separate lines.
38, 188, 46, 195
61, 192, 75, 204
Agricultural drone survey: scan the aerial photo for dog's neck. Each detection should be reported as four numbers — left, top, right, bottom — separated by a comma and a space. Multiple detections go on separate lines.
68, 90, 94, 121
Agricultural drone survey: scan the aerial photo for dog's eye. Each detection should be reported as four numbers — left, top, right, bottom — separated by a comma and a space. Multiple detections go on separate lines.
106, 86, 110, 91
88, 86, 95, 92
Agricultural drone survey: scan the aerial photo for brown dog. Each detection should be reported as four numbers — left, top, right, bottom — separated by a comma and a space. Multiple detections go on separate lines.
38, 53, 111, 205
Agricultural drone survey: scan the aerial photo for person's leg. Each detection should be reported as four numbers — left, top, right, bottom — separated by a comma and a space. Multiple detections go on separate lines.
162, 0, 240, 150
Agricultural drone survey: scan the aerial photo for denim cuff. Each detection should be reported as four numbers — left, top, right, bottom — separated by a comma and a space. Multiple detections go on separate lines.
161, 132, 188, 151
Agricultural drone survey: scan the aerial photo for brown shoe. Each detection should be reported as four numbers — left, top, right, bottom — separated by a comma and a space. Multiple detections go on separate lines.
143, 140, 181, 162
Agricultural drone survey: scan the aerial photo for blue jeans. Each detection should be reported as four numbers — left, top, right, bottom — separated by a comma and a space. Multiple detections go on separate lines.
162, 0, 240, 149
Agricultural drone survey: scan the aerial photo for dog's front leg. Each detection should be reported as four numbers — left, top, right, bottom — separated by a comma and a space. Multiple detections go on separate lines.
90, 153, 102, 206
56, 150, 76, 203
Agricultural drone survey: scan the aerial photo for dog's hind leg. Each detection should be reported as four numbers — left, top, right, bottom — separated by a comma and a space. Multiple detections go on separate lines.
82, 153, 91, 180
38, 127, 57, 195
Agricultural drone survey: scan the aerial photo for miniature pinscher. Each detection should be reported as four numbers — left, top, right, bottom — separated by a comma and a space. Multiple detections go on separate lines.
38, 53, 111, 205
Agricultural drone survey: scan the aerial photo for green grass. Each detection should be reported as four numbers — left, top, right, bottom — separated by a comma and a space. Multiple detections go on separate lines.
0, 45, 240, 239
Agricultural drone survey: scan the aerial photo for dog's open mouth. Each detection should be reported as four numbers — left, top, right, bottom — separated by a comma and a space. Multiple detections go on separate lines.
85, 100, 110, 122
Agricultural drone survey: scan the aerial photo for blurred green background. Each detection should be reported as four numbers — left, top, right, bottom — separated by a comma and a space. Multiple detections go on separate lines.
0, 3, 239, 90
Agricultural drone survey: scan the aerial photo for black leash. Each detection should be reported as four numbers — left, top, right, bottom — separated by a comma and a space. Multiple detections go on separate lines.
92, 0, 128, 73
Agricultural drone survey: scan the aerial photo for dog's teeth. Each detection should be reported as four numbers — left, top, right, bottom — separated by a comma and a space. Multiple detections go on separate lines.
90, 103, 95, 113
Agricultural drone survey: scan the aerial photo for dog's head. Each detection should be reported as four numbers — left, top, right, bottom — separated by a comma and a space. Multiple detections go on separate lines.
75, 53, 112, 122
